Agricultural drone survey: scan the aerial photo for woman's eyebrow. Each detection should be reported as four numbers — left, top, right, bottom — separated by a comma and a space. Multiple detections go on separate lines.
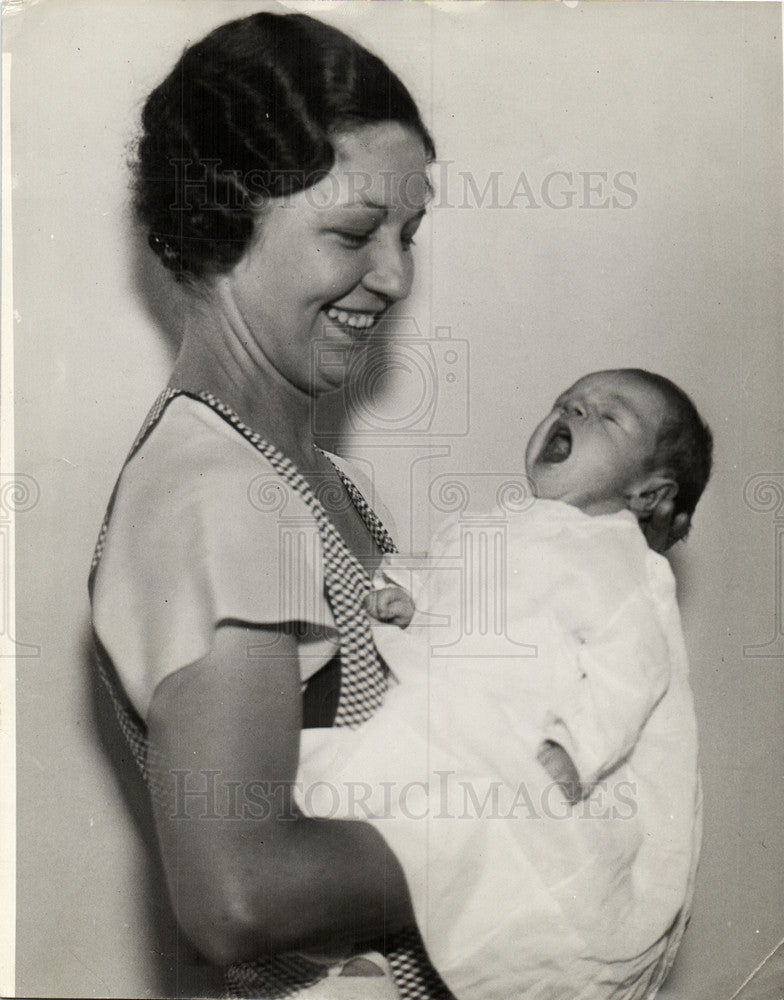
337, 197, 387, 213
342, 174, 436, 208
329, 201, 429, 227
335, 182, 434, 213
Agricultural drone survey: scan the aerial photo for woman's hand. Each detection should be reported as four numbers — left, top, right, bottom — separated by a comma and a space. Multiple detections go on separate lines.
639, 499, 691, 553
146, 622, 415, 966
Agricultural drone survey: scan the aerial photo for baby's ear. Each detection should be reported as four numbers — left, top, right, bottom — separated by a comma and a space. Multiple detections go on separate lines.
626, 475, 678, 516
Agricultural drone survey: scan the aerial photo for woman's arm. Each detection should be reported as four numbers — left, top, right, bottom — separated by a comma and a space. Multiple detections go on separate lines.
146, 621, 415, 966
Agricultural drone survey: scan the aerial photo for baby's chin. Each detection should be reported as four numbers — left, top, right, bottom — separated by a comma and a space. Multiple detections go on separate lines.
531, 486, 629, 518
525, 462, 628, 515
570, 495, 631, 517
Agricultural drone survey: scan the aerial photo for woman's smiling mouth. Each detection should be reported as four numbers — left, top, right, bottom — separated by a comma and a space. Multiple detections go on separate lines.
325, 306, 379, 331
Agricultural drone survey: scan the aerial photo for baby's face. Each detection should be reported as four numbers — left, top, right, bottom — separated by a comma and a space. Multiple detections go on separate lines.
525, 371, 669, 515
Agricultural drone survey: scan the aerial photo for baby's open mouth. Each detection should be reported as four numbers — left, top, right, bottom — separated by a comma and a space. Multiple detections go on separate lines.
539, 421, 572, 463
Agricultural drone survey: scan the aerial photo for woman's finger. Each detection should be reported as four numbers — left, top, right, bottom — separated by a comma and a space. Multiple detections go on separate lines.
668, 512, 692, 547
644, 499, 674, 553
644, 501, 692, 552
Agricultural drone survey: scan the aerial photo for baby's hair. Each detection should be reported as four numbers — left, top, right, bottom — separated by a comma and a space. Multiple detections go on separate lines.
622, 369, 713, 520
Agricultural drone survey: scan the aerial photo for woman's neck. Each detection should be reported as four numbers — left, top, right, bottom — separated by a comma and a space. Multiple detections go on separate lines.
168, 300, 317, 465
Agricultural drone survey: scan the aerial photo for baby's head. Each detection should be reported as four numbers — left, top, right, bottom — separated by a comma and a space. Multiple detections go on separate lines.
525, 369, 712, 529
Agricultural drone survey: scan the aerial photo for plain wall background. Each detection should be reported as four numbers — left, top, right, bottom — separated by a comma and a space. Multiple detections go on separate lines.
5, 1, 783, 996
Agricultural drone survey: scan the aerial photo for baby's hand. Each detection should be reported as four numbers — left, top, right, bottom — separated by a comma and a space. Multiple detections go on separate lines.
537, 740, 583, 805
365, 585, 416, 628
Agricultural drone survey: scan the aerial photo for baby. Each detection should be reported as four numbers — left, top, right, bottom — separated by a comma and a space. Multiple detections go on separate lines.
298, 369, 712, 1000
370, 367, 711, 800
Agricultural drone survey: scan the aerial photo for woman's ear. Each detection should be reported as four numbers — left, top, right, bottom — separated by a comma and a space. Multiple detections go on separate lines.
626, 475, 678, 516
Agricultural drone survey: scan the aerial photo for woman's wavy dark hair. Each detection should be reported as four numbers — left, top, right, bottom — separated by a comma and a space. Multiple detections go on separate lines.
135, 12, 435, 283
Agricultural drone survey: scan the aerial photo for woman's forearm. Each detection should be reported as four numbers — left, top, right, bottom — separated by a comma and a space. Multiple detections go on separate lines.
147, 623, 415, 966
186, 812, 414, 965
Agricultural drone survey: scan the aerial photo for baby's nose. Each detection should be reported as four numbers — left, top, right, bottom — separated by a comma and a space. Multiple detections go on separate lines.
561, 399, 586, 418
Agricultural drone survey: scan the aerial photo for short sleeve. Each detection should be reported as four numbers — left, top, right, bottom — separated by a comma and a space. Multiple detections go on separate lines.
91, 398, 338, 719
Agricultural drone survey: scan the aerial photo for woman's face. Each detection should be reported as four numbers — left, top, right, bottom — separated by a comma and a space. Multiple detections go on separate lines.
216, 122, 430, 396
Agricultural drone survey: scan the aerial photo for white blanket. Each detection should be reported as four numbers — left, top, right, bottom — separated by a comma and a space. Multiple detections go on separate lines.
298, 501, 701, 1000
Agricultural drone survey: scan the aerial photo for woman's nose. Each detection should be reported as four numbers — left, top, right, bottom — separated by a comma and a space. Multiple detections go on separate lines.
362, 237, 412, 303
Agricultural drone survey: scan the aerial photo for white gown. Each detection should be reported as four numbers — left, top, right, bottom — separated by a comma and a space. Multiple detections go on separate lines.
297, 500, 702, 1000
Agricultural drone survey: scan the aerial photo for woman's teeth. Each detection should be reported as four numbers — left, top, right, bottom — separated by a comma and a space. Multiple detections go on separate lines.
325, 307, 377, 330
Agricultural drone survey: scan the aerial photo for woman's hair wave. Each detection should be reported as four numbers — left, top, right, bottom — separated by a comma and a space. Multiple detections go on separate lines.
134, 12, 435, 282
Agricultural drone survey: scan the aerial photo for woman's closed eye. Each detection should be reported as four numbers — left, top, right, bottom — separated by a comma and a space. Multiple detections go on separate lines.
334, 230, 373, 249
334, 226, 419, 252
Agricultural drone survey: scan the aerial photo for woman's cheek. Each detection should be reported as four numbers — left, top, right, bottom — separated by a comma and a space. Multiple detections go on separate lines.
318, 247, 365, 296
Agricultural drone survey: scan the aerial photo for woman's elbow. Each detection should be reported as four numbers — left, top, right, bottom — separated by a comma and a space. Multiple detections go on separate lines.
175, 877, 281, 967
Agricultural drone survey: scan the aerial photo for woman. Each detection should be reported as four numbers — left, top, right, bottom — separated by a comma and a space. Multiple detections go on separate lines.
90, 11, 688, 998
90, 11, 450, 998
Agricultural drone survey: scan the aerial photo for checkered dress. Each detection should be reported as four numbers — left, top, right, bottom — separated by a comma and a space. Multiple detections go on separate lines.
89, 389, 454, 1000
